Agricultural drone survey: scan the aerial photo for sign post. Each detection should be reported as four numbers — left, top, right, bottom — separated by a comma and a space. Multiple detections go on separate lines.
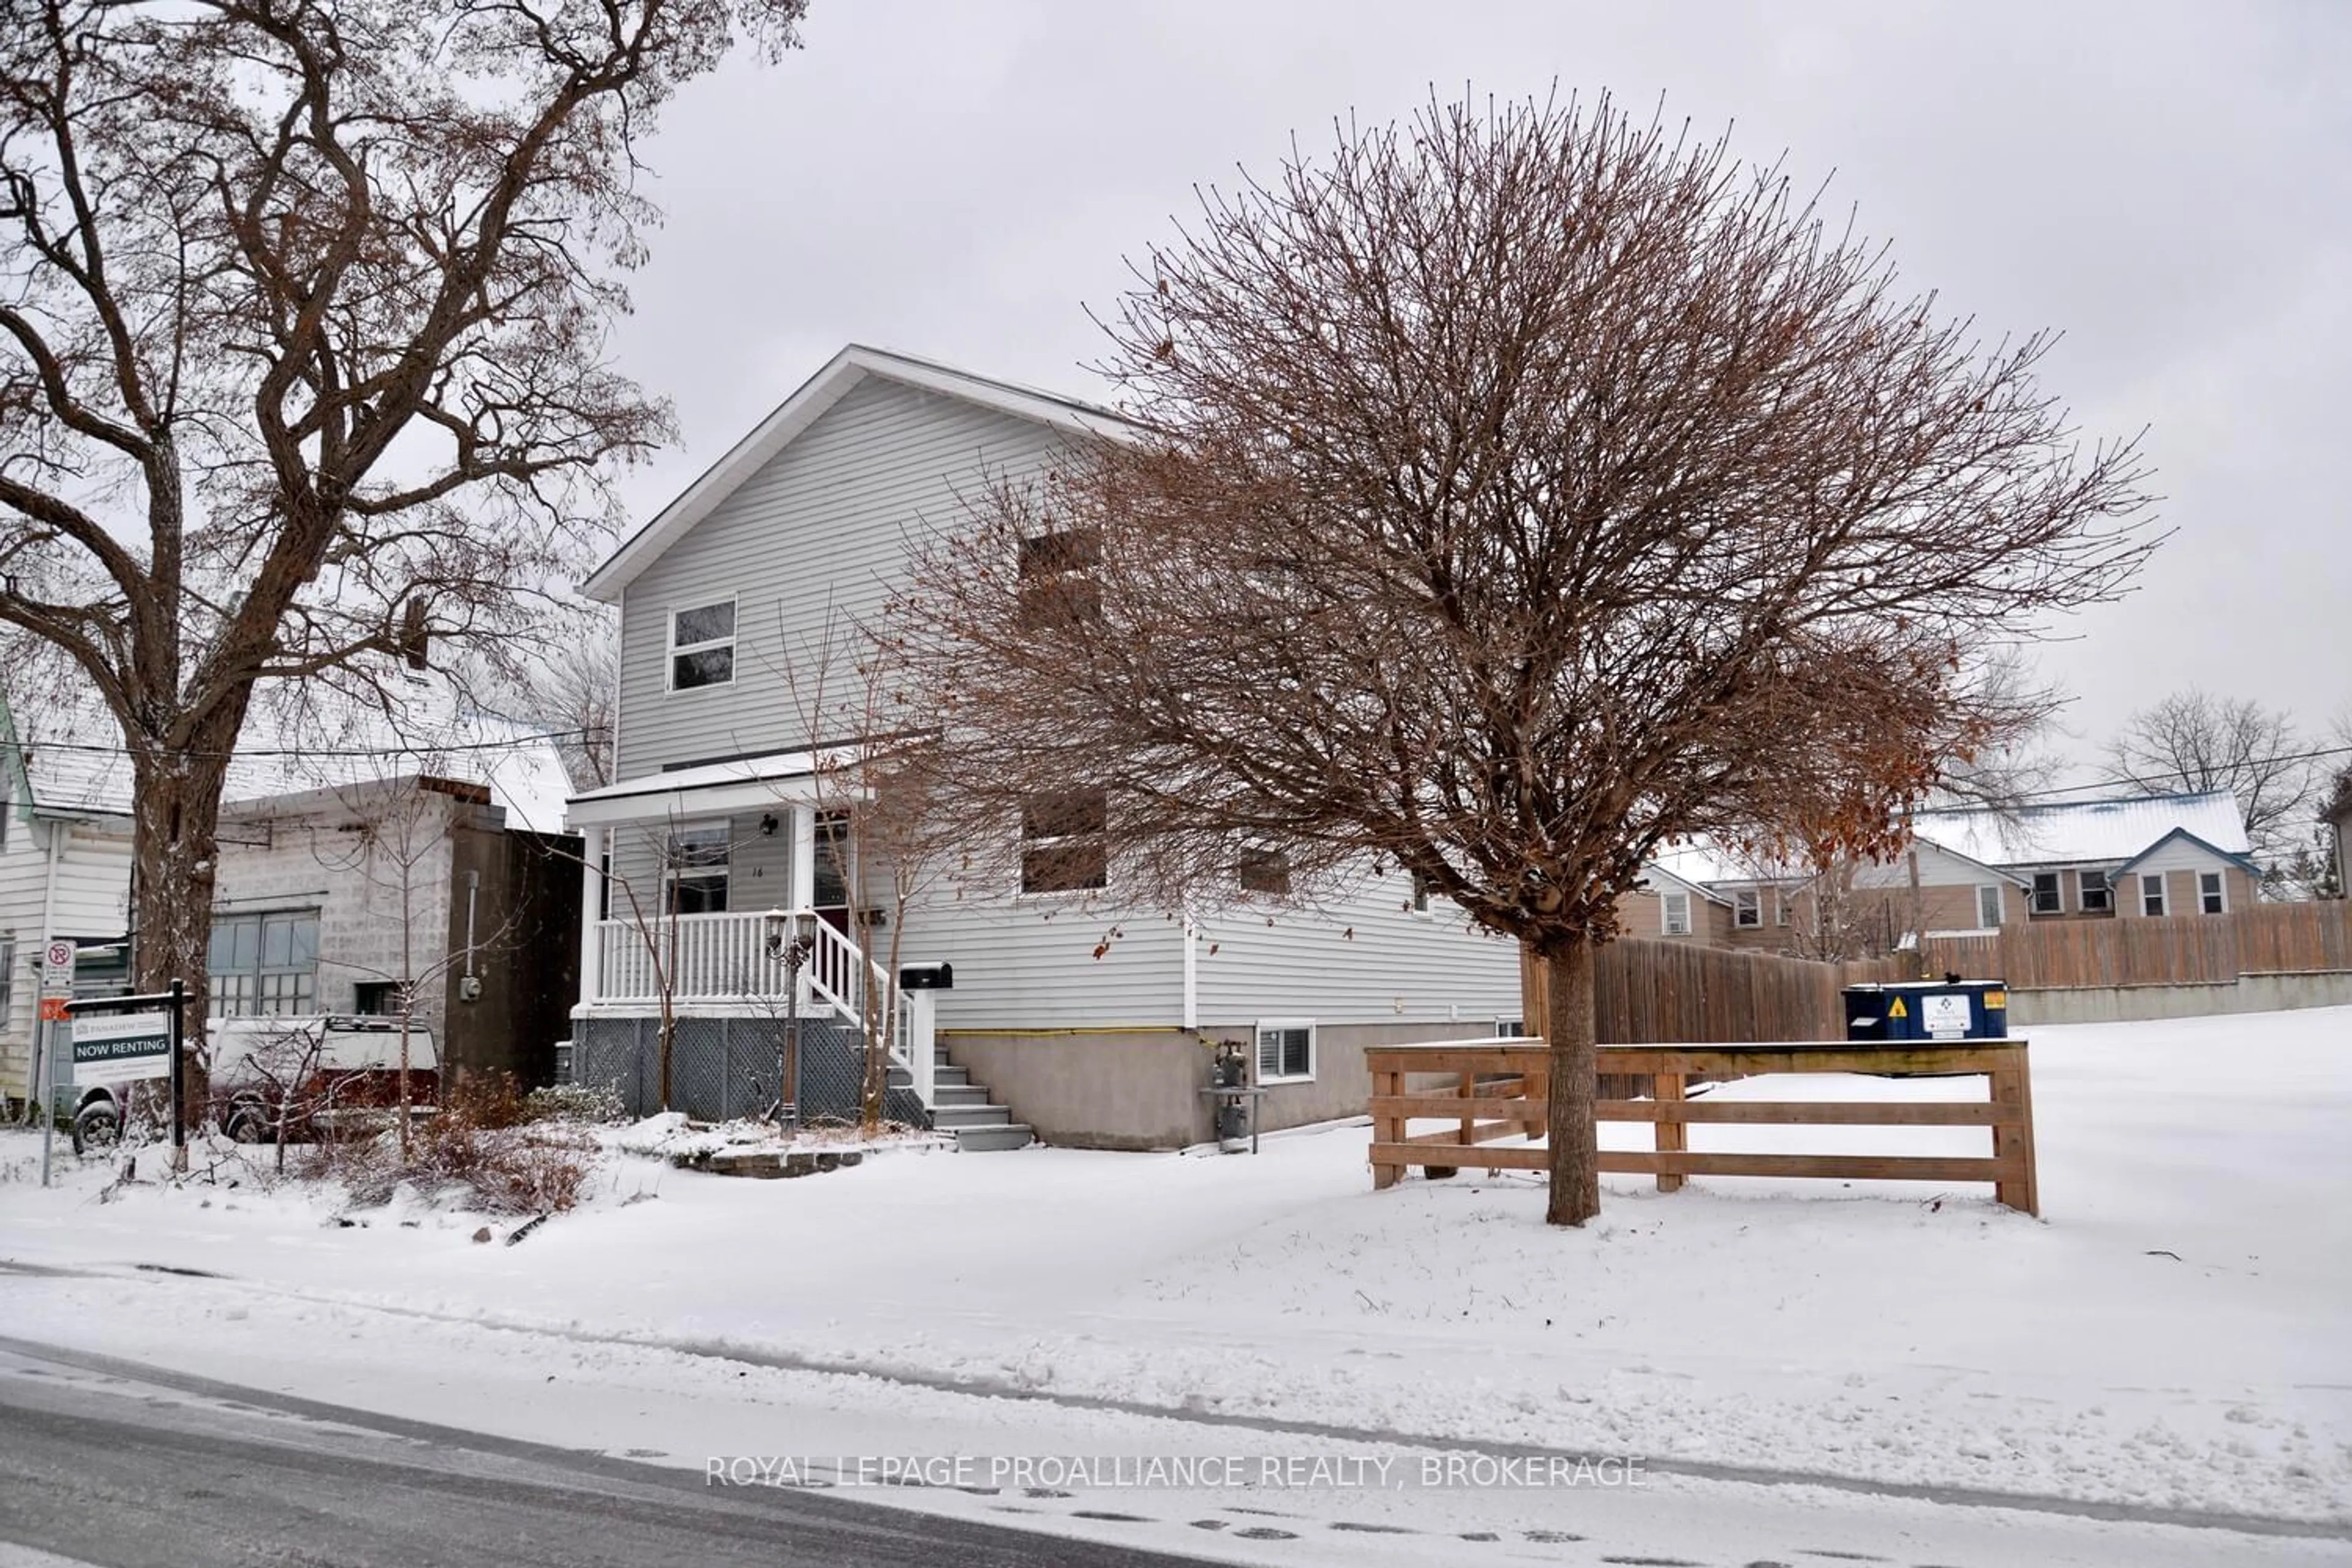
48, 987, 193, 1185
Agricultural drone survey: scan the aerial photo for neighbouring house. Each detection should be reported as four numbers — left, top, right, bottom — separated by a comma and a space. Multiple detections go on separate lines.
1618, 791, 2262, 957
0, 688, 580, 1113
562, 345, 1522, 1152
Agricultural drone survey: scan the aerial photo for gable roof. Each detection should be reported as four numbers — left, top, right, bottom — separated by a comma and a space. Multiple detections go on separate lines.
579, 344, 1145, 602
2111, 826, 2264, 878
1909, 791, 2252, 869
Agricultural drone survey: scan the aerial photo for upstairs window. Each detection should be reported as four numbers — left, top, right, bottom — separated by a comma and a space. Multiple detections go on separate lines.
1016, 527, 1103, 631
1774, 891, 1790, 925
1733, 889, 1762, 928
1256, 1019, 1315, 1084
2078, 868, 2113, 913
1020, 790, 1107, 894
668, 599, 736, 690
1407, 870, 1433, 916
2198, 870, 2227, 914
1236, 843, 1291, 897
1976, 884, 2003, 929
664, 824, 731, 914
1660, 891, 1692, 937
2141, 873, 2168, 918
2030, 872, 2062, 916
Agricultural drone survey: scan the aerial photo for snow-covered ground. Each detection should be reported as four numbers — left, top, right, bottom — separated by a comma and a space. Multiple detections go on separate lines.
3, 1006, 2348, 1562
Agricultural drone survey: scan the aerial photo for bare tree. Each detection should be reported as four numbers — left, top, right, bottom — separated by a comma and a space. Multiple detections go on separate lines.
895, 92, 2157, 1226
0, 0, 801, 1050
478, 605, 620, 793
2103, 690, 2315, 866
777, 605, 950, 1133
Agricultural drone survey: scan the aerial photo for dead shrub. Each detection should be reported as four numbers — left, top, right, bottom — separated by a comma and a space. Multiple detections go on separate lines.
299, 1102, 593, 1216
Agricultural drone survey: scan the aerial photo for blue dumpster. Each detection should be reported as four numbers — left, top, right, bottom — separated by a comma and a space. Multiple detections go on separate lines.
1842, 979, 2008, 1042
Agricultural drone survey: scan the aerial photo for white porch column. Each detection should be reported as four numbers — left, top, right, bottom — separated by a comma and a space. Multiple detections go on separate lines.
576, 824, 606, 1008
905, 989, 937, 1109
790, 804, 816, 1011
789, 804, 817, 912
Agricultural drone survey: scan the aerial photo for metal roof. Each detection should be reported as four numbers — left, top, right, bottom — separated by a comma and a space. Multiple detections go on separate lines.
1909, 791, 2252, 868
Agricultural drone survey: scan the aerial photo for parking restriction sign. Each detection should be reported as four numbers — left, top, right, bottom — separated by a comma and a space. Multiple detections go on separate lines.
43, 939, 75, 982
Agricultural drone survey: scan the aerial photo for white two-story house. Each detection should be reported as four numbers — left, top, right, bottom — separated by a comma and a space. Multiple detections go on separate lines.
564, 345, 1522, 1151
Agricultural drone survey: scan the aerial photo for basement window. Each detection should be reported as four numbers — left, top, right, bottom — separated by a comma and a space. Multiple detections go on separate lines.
668, 599, 736, 691
1255, 1019, 1315, 1084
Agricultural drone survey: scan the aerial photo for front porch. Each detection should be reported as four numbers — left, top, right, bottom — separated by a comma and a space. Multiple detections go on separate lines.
561, 750, 1027, 1147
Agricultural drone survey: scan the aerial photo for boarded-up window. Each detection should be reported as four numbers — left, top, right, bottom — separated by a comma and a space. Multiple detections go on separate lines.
1020, 790, 1107, 894
1016, 528, 1104, 631
1237, 845, 1291, 897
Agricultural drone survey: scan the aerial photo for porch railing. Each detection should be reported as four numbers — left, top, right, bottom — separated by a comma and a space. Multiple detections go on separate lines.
588, 910, 926, 1107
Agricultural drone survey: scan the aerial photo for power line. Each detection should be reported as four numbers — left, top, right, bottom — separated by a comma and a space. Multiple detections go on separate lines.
1942, 741, 2352, 809
6, 728, 601, 761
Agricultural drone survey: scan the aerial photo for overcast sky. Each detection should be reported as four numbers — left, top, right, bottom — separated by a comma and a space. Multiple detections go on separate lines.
602, 0, 2350, 776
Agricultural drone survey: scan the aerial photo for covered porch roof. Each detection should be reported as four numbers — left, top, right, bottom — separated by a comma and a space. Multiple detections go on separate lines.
563, 745, 857, 829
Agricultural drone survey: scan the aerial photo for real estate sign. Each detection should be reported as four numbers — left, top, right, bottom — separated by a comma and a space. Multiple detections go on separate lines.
69, 1013, 174, 1088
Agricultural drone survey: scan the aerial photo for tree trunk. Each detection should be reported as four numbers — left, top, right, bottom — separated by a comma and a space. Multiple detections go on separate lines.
129, 739, 235, 1136
1542, 933, 1600, 1227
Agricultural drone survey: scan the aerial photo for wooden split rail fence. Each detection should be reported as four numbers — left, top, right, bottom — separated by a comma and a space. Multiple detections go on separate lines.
1366, 1038, 2039, 1215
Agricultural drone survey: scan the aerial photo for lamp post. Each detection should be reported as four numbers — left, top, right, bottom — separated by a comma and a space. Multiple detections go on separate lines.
763, 908, 814, 1125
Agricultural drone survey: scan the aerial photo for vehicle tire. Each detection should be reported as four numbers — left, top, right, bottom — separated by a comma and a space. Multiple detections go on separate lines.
222, 1102, 274, 1144
71, 1100, 121, 1157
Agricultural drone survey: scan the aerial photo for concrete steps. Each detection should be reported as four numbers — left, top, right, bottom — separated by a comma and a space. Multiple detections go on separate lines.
886, 1053, 1030, 1152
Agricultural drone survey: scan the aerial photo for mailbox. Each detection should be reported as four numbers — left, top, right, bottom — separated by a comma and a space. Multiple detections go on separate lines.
899, 962, 954, 990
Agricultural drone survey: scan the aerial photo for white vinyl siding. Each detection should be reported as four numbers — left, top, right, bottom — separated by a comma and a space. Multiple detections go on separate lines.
616, 377, 1074, 778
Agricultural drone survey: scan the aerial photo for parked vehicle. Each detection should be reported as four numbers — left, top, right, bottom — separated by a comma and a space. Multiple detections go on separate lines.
67, 1015, 440, 1153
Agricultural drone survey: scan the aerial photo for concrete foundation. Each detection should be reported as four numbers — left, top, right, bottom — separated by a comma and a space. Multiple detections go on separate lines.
2006, 970, 2352, 1025
940, 1020, 1482, 1151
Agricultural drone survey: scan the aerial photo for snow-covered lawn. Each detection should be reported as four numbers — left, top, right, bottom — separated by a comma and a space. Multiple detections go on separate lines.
3, 1006, 2348, 1531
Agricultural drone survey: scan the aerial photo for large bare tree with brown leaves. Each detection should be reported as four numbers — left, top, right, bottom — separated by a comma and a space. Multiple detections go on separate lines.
0, 0, 801, 1031
896, 93, 2158, 1226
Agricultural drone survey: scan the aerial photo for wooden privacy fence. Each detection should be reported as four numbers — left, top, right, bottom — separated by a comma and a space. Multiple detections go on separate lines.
1366, 1037, 2039, 1215
1523, 940, 1913, 1047
1920, 901, 2352, 990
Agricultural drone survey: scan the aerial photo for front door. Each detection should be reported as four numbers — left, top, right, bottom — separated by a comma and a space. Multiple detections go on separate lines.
812, 810, 853, 937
